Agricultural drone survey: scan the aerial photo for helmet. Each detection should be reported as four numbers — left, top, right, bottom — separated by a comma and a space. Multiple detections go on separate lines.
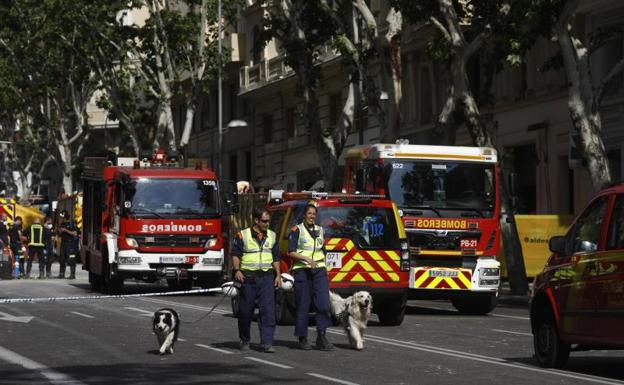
221, 281, 239, 297
280, 273, 294, 291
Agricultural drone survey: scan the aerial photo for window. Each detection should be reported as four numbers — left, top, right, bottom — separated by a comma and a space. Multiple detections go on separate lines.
285, 107, 296, 138
419, 66, 433, 124
252, 25, 262, 64
245, 151, 252, 181
263, 114, 273, 143
329, 93, 341, 128
569, 196, 608, 253
229, 154, 238, 181
229, 84, 238, 121
607, 195, 624, 250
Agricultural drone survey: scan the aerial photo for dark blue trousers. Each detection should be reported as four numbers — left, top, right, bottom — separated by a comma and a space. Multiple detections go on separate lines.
238, 271, 276, 345
294, 267, 331, 337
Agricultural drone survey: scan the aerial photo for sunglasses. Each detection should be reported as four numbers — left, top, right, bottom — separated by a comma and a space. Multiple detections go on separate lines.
258, 219, 270, 223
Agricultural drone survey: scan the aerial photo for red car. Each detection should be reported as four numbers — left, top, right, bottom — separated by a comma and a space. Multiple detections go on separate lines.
530, 183, 624, 368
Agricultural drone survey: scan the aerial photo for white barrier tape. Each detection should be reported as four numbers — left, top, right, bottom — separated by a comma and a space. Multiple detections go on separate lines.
0, 287, 223, 304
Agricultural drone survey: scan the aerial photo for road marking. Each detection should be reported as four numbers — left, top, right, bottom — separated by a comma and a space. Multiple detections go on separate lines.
323, 328, 624, 385
195, 343, 233, 355
138, 297, 229, 315
69, 311, 94, 319
492, 329, 532, 336
491, 313, 530, 320
307, 373, 361, 385
0, 344, 86, 385
178, 338, 187, 342
0, 310, 33, 323
244, 356, 292, 369
124, 307, 153, 317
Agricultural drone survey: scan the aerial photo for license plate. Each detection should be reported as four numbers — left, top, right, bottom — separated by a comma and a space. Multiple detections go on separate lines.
326, 252, 343, 269
460, 239, 478, 249
428, 269, 458, 278
160, 256, 184, 263
185, 256, 199, 264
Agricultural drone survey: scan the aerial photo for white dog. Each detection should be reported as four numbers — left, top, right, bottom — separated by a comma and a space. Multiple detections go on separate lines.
153, 308, 180, 355
329, 291, 372, 350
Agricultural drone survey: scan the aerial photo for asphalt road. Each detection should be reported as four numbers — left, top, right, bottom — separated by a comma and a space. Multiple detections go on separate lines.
1, 265, 624, 385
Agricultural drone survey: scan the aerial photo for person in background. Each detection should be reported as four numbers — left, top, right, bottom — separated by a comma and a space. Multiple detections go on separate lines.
9, 216, 26, 278
57, 210, 79, 279
0, 213, 9, 250
24, 217, 45, 279
42, 217, 55, 278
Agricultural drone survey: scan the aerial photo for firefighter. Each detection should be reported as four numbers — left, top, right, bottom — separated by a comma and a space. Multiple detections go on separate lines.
57, 210, 79, 279
0, 213, 9, 249
231, 208, 281, 353
24, 217, 46, 279
288, 204, 333, 351
9, 216, 26, 278
43, 217, 55, 278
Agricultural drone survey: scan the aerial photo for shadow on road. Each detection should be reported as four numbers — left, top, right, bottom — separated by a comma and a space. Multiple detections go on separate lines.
405, 305, 458, 316
0, 362, 300, 385
505, 355, 624, 381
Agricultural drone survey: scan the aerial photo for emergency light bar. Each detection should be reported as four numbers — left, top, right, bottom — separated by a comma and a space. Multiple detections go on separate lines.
268, 190, 385, 201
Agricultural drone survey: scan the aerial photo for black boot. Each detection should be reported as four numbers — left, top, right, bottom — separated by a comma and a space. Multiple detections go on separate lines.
298, 337, 312, 351
315, 331, 333, 351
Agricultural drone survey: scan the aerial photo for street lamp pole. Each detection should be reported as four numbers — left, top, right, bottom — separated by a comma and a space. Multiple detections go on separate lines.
217, 0, 223, 178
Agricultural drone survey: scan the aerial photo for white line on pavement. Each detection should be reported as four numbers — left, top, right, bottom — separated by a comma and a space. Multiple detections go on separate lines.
138, 297, 229, 315
0, 344, 86, 385
178, 338, 187, 342
244, 356, 293, 369
307, 373, 361, 385
195, 343, 233, 355
491, 313, 530, 321
69, 311, 94, 319
492, 329, 532, 336
124, 307, 153, 317
323, 328, 624, 385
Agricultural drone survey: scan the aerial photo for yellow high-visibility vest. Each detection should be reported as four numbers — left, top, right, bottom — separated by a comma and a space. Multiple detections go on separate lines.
292, 223, 325, 270
240, 228, 276, 271
28, 224, 44, 247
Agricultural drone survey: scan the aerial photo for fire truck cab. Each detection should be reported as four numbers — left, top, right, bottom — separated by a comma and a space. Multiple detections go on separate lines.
343, 143, 502, 314
81, 150, 236, 293
266, 190, 410, 326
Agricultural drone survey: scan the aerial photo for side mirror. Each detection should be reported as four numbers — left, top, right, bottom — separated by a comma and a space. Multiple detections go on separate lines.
549, 235, 566, 254
355, 169, 366, 192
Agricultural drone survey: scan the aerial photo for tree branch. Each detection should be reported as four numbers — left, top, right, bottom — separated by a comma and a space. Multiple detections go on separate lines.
429, 16, 451, 42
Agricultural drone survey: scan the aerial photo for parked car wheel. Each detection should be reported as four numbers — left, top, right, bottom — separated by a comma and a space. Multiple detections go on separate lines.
533, 307, 570, 368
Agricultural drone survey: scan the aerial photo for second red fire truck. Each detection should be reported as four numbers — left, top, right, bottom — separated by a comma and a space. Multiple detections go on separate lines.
343, 143, 501, 314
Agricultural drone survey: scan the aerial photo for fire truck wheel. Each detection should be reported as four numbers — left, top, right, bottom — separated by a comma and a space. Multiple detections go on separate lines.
533, 307, 570, 368
104, 272, 124, 295
451, 294, 498, 315
231, 297, 240, 318
275, 291, 295, 325
377, 302, 406, 326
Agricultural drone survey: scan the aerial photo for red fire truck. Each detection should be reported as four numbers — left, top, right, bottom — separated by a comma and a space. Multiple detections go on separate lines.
343, 143, 501, 314
81, 150, 236, 293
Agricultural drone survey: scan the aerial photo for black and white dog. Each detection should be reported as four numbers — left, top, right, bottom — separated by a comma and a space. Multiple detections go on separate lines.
152, 308, 180, 355
329, 291, 372, 350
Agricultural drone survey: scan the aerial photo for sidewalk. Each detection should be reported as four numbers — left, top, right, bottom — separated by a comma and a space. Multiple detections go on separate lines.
0, 262, 88, 281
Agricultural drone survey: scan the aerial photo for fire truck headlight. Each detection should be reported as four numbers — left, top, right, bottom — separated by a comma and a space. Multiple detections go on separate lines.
400, 241, 409, 260
125, 237, 139, 248
481, 267, 500, 277
204, 237, 218, 248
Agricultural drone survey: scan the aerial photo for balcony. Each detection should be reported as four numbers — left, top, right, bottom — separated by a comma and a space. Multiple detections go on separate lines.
239, 47, 340, 93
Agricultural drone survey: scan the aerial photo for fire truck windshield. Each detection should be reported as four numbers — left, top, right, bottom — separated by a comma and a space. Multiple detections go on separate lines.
384, 160, 495, 218
316, 206, 401, 250
123, 178, 219, 218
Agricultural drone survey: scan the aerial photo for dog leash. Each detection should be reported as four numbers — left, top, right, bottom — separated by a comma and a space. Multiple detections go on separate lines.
179, 285, 235, 324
